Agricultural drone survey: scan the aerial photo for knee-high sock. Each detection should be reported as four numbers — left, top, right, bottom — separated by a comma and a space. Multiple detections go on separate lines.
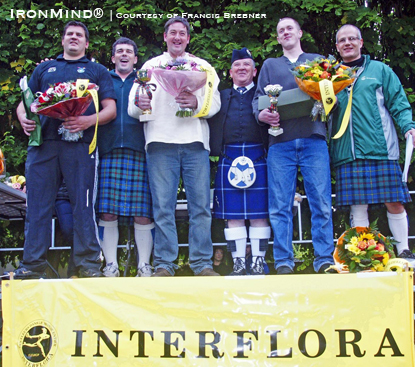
350, 204, 369, 227
225, 226, 247, 262
249, 226, 271, 257
134, 222, 155, 265
387, 211, 408, 255
98, 219, 119, 266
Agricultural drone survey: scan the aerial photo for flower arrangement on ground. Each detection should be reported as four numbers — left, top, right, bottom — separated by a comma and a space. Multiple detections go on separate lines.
152, 58, 207, 117
334, 221, 396, 273
31, 81, 98, 141
292, 55, 355, 121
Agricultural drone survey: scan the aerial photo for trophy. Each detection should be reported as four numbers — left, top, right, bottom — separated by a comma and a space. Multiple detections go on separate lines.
137, 69, 157, 122
264, 84, 283, 137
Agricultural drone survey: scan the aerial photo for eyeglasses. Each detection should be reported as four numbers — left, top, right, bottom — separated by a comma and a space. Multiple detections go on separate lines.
337, 36, 360, 44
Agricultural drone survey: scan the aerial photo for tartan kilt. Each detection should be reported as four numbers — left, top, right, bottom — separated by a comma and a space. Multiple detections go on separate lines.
212, 143, 268, 219
335, 159, 411, 207
97, 148, 152, 218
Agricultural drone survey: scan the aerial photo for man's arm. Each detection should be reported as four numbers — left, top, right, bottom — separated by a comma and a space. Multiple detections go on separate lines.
253, 61, 280, 127
62, 98, 116, 133
382, 65, 415, 143
16, 101, 37, 136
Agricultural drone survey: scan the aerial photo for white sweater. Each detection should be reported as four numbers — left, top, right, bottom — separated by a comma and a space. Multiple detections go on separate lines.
128, 52, 221, 151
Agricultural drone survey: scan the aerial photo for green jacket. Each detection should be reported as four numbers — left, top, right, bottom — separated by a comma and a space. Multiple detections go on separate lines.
330, 55, 414, 167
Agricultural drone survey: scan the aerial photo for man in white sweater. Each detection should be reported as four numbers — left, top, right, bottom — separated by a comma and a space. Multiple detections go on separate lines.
128, 16, 221, 276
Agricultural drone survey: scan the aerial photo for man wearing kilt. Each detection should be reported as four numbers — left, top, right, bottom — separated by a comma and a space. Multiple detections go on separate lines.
210, 48, 271, 275
97, 38, 154, 277
331, 25, 415, 262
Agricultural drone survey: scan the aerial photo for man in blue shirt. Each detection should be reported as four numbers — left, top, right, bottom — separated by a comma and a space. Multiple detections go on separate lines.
14, 21, 116, 279
96, 38, 153, 277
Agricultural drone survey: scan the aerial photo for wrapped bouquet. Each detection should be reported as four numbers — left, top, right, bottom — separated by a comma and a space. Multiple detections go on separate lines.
334, 221, 395, 273
152, 58, 208, 117
31, 80, 99, 142
292, 55, 355, 121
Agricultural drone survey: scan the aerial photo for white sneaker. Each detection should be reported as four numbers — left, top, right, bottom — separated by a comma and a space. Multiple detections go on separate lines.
137, 263, 153, 277
102, 262, 120, 277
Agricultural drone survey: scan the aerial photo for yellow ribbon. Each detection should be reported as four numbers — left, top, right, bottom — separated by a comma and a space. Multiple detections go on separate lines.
75, 79, 99, 154
384, 258, 411, 272
332, 86, 353, 140
318, 79, 336, 116
193, 66, 215, 118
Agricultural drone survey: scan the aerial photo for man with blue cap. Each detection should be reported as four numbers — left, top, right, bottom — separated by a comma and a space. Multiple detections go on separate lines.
210, 47, 270, 275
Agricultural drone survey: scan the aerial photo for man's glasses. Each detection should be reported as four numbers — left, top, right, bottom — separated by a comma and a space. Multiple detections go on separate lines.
337, 36, 360, 44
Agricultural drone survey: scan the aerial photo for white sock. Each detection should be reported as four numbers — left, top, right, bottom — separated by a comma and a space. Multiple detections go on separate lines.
225, 226, 247, 262
134, 222, 155, 265
98, 219, 119, 267
387, 211, 408, 255
249, 226, 271, 257
350, 205, 369, 227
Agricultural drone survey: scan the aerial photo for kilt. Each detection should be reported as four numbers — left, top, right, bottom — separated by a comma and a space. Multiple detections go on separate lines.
335, 159, 411, 207
97, 148, 152, 218
212, 143, 268, 220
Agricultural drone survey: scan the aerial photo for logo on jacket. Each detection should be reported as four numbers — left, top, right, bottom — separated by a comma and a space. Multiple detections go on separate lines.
47, 67, 56, 73
77, 67, 86, 73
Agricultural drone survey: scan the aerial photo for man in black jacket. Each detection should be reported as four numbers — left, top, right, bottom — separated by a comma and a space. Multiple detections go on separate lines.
210, 48, 270, 276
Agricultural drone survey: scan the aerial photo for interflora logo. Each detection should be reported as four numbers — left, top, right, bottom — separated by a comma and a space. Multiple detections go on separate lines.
10, 8, 104, 19
18, 320, 58, 367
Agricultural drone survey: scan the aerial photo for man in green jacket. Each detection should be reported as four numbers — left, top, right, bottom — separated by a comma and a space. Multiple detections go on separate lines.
331, 24, 415, 262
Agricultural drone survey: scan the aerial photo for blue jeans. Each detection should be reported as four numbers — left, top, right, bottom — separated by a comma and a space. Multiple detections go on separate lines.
267, 137, 334, 272
146, 142, 213, 275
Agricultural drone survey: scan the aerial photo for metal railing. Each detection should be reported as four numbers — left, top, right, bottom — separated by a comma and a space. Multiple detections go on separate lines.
1, 191, 414, 251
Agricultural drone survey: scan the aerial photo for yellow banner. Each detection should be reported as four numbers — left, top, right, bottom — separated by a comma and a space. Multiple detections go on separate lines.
2, 273, 414, 366
193, 66, 215, 118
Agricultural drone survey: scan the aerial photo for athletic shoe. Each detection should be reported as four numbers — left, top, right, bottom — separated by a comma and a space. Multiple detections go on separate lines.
151, 268, 173, 277
79, 268, 104, 278
229, 257, 247, 276
4, 266, 47, 280
318, 263, 337, 274
398, 249, 415, 265
251, 256, 265, 275
276, 265, 294, 275
102, 262, 120, 277
137, 263, 153, 277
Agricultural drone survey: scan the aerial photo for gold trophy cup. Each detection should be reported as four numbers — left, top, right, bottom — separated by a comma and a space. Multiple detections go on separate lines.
264, 84, 283, 137
137, 69, 156, 122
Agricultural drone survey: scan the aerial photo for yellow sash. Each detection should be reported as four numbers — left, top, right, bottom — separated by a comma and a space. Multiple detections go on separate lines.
193, 66, 215, 118
76, 79, 99, 154
332, 86, 353, 140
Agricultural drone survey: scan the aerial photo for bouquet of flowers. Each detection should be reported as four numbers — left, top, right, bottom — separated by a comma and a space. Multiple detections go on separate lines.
334, 221, 396, 273
4, 175, 26, 193
292, 55, 355, 121
152, 58, 207, 117
31, 81, 99, 141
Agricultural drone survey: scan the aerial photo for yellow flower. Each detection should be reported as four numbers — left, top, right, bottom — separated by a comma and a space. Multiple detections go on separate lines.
358, 233, 374, 242
374, 263, 384, 271
351, 256, 361, 263
350, 236, 359, 246
382, 253, 390, 265
311, 68, 323, 75
345, 244, 361, 255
